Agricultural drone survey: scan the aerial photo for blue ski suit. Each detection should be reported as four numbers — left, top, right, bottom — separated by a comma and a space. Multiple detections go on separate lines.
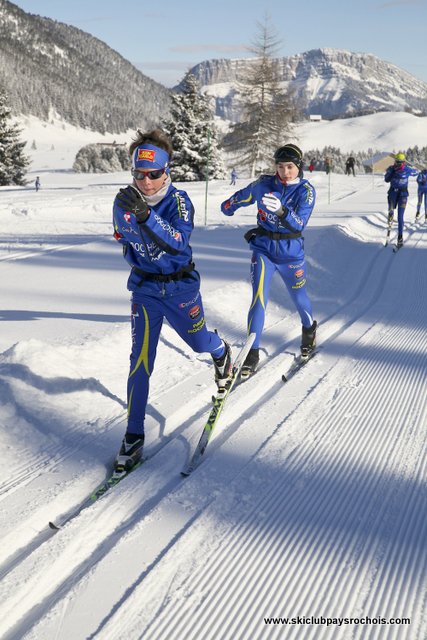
416, 170, 427, 216
221, 174, 316, 349
113, 182, 223, 436
384, 163, 418, 235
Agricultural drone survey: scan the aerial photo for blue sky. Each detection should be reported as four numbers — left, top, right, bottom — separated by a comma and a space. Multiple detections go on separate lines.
12, 0, 427, 87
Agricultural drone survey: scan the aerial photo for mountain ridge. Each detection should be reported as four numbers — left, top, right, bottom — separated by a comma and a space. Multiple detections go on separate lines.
2, 0, 426, 134
184, 48, 427, 122
0, 0, 171, 133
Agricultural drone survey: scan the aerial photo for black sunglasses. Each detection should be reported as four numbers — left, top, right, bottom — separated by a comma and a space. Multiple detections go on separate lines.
132, 168, 165, 180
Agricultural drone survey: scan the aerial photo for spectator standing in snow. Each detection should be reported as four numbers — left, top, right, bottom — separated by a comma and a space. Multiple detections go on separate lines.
220, 143, 317, 379
384, 152, 418, 247
345, 156, 356, 176
324, 157, 332, 175
415, 168, 427, 220
112, 129, 232, 471
308, 158, 315, 172
35, 176, 41, 191
230, 168, 238, 185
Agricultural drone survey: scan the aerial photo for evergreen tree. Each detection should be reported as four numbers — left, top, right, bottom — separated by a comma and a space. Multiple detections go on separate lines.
162, 74, 226, 182
73, 143, 129, 173
225, 15, 297, 178
0, 89, 29, 186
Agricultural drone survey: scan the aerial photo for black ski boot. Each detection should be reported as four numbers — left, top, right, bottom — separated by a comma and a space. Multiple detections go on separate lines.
240, 348, 260, 380
415, 210, 420, 220
212, 341, 233, 390
115, 433, 145, 471
397, 235, 403, 248
301, 321, 317, 358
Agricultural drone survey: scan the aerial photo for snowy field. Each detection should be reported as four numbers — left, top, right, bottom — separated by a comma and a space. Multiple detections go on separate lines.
0, 115, 426, 639
15, 110, 427, 173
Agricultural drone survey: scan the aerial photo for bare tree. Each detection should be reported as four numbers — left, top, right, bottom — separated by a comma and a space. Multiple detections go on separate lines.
226, 15, 297, 177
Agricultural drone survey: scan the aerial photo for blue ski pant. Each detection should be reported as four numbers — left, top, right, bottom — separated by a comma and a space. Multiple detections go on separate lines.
127, 285, 223, 436
247, 252, 313, 349
417, 189, 427, 215
388, 188, 408, 236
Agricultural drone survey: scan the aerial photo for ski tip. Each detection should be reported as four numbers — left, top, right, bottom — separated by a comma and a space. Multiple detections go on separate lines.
48, 521, 61, 531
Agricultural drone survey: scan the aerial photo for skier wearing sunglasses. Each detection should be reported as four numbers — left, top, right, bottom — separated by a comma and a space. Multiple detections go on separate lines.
112, 129, 232, 471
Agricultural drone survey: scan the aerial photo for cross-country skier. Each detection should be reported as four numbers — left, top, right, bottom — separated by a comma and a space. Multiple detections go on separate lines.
415, 168, 427, 221
220, 143, 317, 378
112, 129, 232, 470
384, 153, 418, 247
345, 156, 356, 176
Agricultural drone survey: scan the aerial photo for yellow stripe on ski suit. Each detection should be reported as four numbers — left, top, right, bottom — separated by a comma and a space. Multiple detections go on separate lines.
127, 305, 150, 417
129, 305, 150, 378
249, 255, 266, 319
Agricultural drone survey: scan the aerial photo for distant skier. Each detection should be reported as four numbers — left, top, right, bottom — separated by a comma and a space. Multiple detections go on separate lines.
345, 156, 356, 176
35, 176, 41, 191
220, 143, 317, 378
415, 168, 427, 220
112, 128, 232, 471
384, 153, 418, 247
308, 158, 315, 172
230, 167, 238, 185
324, 157, 332, 174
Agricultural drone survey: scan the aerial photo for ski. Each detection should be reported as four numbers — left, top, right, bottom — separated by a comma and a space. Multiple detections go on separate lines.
282, 348, 319, 383
181, 333, 256, 476
384, 217, 393, 246
48, 461, 142, 530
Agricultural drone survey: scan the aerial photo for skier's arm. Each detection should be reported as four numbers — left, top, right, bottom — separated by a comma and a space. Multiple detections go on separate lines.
221, 183, 255, 216
384, 167, 393, 183
113, 186, 194, 255
113, 184, 150, 244
279, 183, 316, 233
141, 192, 194, 255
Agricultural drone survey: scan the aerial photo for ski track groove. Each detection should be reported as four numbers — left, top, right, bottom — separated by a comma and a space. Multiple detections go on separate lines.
127, 235, 426, 639
147, 368, 424, 638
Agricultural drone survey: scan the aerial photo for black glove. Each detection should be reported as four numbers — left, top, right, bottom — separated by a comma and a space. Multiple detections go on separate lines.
116, 185, 150, 224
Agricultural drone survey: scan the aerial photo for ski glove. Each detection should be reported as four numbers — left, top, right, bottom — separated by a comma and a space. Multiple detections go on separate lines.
261, 193, 285, 217
221, 199, 235, 216
116, 185, 150, 224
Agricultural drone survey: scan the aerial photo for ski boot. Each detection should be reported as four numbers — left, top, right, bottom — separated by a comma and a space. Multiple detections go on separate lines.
240, 348, 260, 380
301, 321, 317, 359
114, 433, 145, 472
415, 210, 420, 221
397, 235, 403, 248
212, 341, 233, 391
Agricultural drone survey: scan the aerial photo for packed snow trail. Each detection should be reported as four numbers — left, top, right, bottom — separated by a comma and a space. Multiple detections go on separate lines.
0, 175, 425, 639
97, 221, 426, 640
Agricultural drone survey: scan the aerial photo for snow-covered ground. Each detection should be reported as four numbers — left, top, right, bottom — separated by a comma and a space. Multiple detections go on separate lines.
15, 110, 427, 174
0, 115, 426, 639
